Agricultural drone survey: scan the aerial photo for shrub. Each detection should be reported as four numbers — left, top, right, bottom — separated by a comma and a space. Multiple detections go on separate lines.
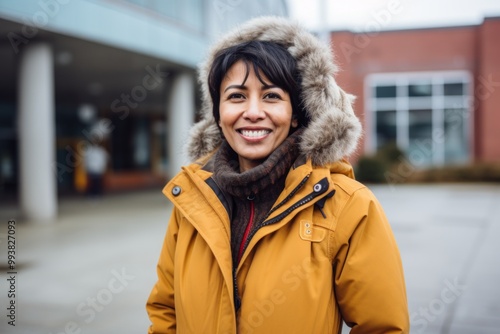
355, 142, 500, 184
355, 156, 387, 183
355, 143, 406, 183
407, 162, 500, 183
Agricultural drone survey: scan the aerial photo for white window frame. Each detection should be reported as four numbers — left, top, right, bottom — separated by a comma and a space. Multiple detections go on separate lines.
364, 70, 474, 166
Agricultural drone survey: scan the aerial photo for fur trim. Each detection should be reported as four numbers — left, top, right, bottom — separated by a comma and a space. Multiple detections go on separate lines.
187, 16, 362, 165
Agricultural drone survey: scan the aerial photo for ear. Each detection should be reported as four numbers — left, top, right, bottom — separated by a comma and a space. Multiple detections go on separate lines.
291, 118, 298, 128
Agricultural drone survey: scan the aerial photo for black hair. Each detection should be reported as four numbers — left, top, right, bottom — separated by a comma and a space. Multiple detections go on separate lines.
208, 40, 308, 128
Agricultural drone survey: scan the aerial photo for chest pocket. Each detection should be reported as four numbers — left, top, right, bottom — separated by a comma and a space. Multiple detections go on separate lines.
299, 220, 326, 242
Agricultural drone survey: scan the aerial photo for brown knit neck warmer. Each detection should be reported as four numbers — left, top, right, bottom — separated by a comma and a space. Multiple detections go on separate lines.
213, 128, 303, 199
213, 128, 303, 266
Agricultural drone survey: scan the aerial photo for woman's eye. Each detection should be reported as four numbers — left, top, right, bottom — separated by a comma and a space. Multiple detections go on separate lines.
228, 93, 245, 100
264, 92, 282, 100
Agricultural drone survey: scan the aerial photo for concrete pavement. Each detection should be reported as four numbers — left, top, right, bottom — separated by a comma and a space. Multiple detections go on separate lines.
1, 183, 499, 333
377, 184, 500, 334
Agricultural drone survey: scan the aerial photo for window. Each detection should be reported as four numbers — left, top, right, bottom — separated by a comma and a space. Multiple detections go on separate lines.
376, 110, 397, 148
366, 71, 472, 167
376, 86, 396, 98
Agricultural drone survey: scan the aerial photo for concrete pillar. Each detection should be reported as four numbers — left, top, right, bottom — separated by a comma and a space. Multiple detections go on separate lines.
167, 72, 195, 178
18, 43, 57, 222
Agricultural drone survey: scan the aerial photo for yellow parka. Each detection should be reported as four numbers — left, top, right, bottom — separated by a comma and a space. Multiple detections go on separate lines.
147, 158, 409, 333
147, 16, 409, 333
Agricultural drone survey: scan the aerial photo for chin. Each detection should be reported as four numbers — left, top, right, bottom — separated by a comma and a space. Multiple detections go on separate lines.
240, 151, 270, 162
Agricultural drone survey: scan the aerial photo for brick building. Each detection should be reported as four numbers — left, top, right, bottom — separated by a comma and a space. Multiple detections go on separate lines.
331, 16, 500, 167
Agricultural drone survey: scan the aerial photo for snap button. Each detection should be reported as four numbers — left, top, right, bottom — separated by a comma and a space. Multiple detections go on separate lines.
172, 186, 181, 196
300, 220, 326, 242
313, 183, 322, 193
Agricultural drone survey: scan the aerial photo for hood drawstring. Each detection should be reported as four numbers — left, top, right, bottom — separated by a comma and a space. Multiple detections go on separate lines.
314, 190, 336, 219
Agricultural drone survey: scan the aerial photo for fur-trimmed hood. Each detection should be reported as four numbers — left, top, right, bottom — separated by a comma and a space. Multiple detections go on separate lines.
187, 16, 362, 166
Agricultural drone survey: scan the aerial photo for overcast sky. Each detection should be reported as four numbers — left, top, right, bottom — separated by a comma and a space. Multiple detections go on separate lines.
287, 0, 500, 32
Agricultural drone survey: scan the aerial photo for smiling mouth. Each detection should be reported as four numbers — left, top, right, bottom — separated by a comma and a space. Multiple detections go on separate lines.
238, 129, 271, 138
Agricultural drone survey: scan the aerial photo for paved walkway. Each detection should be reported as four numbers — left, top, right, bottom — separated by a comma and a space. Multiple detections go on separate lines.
1, 184, 499, 333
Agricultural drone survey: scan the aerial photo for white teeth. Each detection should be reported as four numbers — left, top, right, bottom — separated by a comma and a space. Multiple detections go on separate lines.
240, 129, 270, 137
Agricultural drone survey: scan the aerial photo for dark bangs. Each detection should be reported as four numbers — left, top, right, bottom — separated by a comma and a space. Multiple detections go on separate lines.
208, 40, 308, 127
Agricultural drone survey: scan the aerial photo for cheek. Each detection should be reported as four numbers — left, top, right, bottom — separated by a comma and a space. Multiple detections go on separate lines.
218, 109, 236, 136
218, 108, 231, 127
275, 107, 294, 128
219, 102, 243, 123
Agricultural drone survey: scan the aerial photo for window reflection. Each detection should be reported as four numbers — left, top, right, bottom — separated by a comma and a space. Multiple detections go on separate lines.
376, 110, 397, 149
444, 108, 467, 163
408, 82, 432, 97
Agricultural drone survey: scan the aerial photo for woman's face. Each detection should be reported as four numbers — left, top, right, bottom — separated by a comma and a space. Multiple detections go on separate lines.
219, 60, 297, 172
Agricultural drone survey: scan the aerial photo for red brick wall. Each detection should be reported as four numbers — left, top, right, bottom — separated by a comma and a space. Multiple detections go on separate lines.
477, 18, 500, 162
329, 31, 366, 160
330, 19, 500, 163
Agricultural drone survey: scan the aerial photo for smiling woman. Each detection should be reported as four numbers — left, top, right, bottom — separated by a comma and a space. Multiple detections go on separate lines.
215, 43, 299, 171
147, 16, 409, 334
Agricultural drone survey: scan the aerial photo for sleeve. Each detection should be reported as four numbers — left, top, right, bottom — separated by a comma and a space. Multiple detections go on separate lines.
146, 209, 180, 334
333, 187, 409, 334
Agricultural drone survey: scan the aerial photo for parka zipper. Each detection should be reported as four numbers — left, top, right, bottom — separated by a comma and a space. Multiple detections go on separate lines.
233, 175, 330, 311
239, 176, 329, 262
237, 199, 255, 263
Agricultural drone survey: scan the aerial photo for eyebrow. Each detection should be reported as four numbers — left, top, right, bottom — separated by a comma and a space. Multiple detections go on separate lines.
223, 84, 280, 93
223, 84, 246, 93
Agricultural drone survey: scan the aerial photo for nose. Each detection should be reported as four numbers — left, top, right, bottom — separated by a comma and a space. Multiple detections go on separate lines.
243, 97, 265, 121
